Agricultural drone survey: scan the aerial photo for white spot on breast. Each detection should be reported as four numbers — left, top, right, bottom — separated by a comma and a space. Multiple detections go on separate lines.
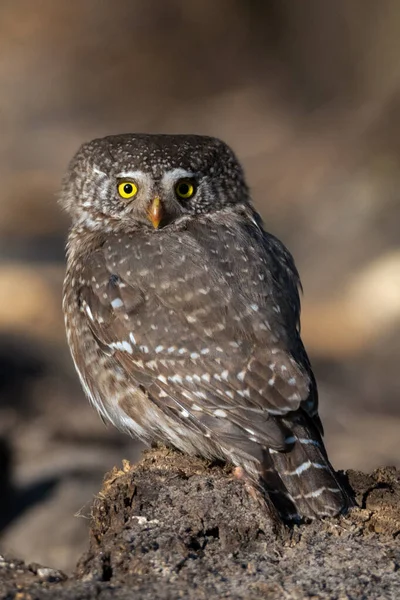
180, 409, 190, 418
268, 376, 275, 386
187, 315, 197, 323
201, 373, 211, 383
214, 409, 227, 418
201, 348, 210, 355
155, 345, 164, 353
225, 390, 234, 399
237, 370, 246, 382
167, 346, 176, 353
190, 352, 200, 359
129, 332, 136, 344
288, 377, 296, 385
178, 348, 187, 354
221, 370, 229, 380
146, 360, 157, 370
139, 345, 149, 354
191, 404, 203, 411
169, 374, 183, 384
158, 375, 168, 384
250, 303, 259, 312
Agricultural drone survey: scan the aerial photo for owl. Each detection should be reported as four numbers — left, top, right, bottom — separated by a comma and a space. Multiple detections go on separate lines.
61, 133, 351, 522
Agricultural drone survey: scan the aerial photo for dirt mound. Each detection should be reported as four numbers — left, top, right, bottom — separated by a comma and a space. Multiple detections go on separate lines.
0, 447, 399, 599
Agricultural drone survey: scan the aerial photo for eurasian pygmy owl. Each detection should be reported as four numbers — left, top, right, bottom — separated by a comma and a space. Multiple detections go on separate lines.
61, 134, 351, 521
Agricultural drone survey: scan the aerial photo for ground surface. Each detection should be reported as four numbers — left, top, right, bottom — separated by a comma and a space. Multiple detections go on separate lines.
0, 447, 399, 600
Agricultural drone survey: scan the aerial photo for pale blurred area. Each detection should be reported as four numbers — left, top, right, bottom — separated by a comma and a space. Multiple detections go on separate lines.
0, 0, 399, 571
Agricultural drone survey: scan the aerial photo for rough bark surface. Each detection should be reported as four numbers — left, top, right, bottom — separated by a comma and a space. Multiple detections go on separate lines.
0, 447, 399, 599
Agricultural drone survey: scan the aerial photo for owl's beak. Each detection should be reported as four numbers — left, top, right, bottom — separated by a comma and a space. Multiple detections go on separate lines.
147, 197, 163, 229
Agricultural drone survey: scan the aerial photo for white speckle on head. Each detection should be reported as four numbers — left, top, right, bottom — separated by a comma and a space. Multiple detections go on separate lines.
250, 303, 259, 312
273, 305, 281, 314
214, 409, 227, 418
288, 377, 296, 386
187, 315, 197, 323
198, 287, 210, 295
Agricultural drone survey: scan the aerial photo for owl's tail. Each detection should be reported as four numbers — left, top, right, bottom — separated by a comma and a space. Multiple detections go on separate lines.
259, 413, 353, 521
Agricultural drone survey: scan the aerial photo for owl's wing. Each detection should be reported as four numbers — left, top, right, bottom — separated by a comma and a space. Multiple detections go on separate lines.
79, 214, 316, 453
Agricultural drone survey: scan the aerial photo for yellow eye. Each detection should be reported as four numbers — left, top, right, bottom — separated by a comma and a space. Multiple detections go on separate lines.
175, 179, 195, 200
118, 181, 138, 199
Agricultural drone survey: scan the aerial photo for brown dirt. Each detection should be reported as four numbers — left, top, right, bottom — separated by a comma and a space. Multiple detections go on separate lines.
0, 447, 399, 599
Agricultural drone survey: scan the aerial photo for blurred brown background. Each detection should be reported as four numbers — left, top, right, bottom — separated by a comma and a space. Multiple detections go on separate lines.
0, 0, 399, 573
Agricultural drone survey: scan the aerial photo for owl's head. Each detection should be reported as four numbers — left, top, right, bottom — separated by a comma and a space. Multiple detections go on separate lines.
60, 134, 250, 231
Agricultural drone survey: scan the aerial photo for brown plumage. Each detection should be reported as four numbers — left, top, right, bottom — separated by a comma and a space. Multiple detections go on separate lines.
61, 133, 352, 521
